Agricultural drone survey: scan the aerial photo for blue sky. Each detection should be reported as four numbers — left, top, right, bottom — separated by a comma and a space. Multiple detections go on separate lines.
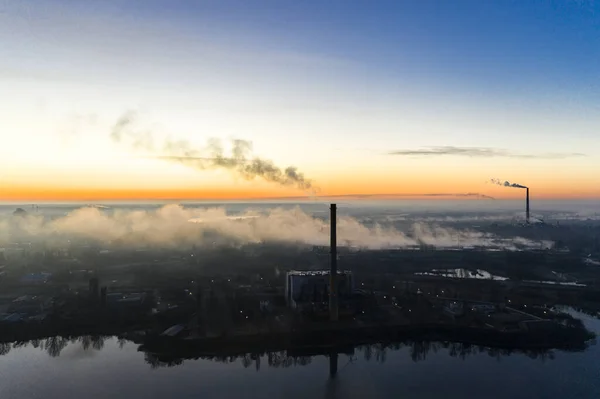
114, 0, 600, 86
1, 0, 599, 199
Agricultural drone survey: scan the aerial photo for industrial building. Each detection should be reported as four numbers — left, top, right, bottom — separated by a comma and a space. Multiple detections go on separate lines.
19, 272, 52, 285
285, 270, 354, 309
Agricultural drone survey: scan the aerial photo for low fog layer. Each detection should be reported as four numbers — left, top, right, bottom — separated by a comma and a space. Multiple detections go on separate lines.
1, 205, 552, 251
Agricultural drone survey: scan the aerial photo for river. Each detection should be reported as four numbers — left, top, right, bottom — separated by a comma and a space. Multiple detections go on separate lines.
0, 309, 598, 399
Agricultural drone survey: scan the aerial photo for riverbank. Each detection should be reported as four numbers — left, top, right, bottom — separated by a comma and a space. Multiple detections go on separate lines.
137, 321, 595, 359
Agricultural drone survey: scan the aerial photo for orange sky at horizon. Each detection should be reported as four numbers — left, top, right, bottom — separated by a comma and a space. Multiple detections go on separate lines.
2, 180, 598, 202
2, 158, 598, 202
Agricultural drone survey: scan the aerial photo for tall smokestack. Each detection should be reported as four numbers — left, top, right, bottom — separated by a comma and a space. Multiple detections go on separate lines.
526, 188, 530, 224
329, 204, 338, 322
490, 178, 529, 223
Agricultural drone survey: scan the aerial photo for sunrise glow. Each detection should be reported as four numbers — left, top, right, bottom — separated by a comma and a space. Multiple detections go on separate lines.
1, 1, 599, 202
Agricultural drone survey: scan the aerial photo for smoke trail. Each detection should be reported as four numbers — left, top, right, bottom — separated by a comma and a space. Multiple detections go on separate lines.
426, 193, 495, 200
490, 178, 528, 189
312, 193, 495, 200
1, 205, 551, 251
110, 111, 316, 193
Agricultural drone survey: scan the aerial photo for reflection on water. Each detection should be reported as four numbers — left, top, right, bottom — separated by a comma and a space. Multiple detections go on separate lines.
144, 350, 315, 371
523, 280, 587, 287
0, 334, 586, 369
0, 309, 599, 399
142, 341, 568, 370
414, 269, 589, 286
415, 268, 509, 280
0, 336, 125, 359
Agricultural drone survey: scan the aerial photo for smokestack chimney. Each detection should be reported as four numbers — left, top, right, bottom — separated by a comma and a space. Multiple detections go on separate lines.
89, 277, 99, 300
526, 188, 530, 224
329, 204, 338, 322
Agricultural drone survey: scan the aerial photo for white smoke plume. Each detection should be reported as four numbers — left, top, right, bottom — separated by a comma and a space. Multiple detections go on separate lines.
382, 214, 524, 223
1, 205, 551, 251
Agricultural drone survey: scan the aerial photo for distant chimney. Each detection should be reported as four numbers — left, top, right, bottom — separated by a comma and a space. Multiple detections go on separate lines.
329, 204, 339, 321
526, 188, 530, 223
89, 277, 99, 299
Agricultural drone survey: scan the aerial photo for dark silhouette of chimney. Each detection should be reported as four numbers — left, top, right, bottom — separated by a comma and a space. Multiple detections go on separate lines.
329, 204, 338, 321
89, 277, 99, 299
526, 187, 530, 223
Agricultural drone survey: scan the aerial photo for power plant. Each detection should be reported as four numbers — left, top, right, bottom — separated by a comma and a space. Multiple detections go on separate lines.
490, 179, 530, 224
1, 200, 598, 380
526, 187, 530, 224
329, 203, 338, 321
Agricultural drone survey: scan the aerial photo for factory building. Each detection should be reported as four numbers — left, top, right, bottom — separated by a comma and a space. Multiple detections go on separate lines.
285, 270, 354, 309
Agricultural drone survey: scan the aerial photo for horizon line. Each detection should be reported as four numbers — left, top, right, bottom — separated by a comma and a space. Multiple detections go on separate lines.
1, 194, 598, 205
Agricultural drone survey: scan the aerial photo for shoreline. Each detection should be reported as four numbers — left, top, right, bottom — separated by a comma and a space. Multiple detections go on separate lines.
2, 318, 591, 354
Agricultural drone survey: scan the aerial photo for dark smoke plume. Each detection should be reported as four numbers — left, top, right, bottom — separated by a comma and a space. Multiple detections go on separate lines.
110, 111, 316, 193
490, 178, 527, 189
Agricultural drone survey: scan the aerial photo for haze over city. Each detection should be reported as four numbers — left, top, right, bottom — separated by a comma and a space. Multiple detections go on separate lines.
2, 2, 600, 399
2, 0, 599, 201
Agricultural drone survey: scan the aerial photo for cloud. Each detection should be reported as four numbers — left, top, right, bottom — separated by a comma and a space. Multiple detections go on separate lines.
388, 146, 586, 159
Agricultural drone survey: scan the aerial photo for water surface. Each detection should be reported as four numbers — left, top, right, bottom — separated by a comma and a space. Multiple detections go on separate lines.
1, 310, 598, 399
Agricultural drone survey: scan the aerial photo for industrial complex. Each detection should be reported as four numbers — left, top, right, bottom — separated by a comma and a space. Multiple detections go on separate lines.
1, 203, 599, 373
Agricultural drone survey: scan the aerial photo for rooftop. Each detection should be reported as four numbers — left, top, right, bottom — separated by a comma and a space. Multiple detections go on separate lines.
287, 270, 352, 276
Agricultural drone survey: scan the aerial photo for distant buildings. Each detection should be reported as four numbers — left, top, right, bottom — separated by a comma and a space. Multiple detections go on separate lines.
19, 272, 52, 284
12, 208, 27, 217
1, 295, 52, 323
105, 292, 147, 307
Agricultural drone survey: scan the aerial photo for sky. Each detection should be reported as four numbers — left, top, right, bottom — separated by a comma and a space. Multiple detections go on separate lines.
1, 0, 599, 201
